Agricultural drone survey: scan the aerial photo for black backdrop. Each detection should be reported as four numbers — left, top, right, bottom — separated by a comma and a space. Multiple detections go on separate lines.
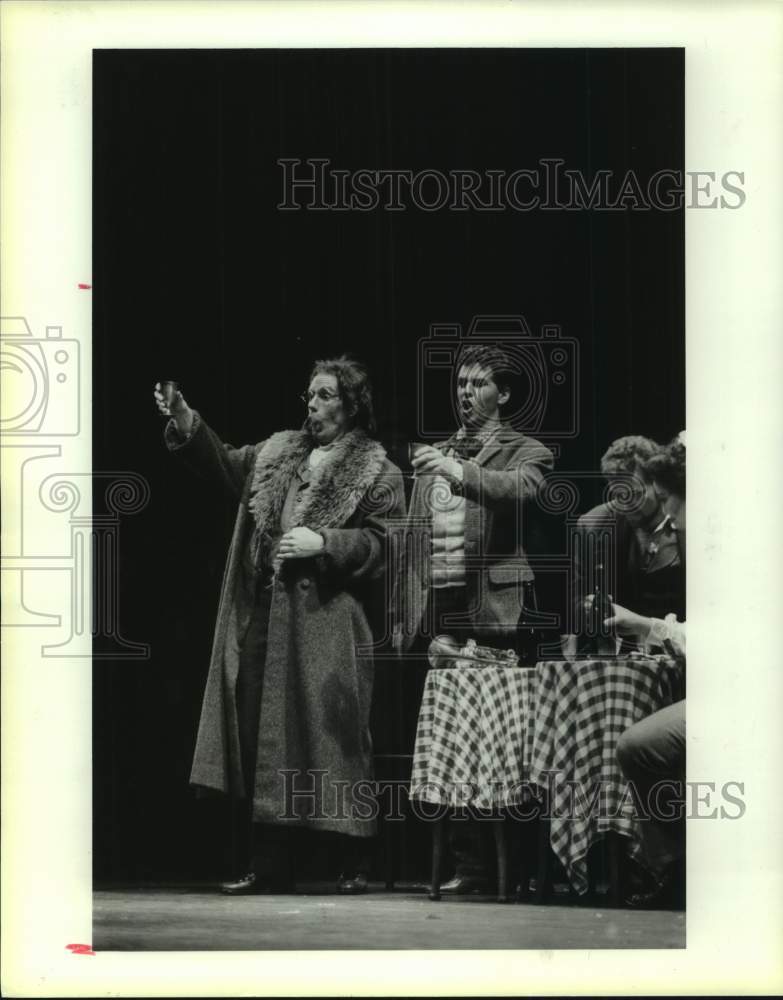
93, 48, 684, 883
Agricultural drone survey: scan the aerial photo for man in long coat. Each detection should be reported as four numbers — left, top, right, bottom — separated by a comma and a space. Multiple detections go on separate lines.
156, 356, 405, 894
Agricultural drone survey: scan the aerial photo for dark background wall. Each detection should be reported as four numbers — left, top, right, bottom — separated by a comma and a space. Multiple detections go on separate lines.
93, 48, 683, 883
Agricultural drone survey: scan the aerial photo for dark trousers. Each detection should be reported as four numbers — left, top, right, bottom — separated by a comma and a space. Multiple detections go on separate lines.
234, 583, 370, 882
616, 700, 686, 877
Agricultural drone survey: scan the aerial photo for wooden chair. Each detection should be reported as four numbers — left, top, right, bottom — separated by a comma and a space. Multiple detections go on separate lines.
428, 812, 510, 903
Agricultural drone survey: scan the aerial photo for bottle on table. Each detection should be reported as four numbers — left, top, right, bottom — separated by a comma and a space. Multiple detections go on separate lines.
516, 607, 542, 667
589, 563, 617, 657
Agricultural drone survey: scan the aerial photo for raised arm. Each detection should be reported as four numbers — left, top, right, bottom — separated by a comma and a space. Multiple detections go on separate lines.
154, 383, 260, 500
458, 439, 554, 506
410, 437, 554, 508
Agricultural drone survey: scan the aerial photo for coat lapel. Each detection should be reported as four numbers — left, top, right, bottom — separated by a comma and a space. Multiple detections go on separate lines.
247, 431, 310, 539
289, 430, 387, 530
472, 425, 519, 467
464, 426, 517, 556
408, 426, 517, 555
247, 428, 387, 538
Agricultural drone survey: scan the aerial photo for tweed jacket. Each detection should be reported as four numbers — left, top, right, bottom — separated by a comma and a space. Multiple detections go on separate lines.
393, 424, 554, 651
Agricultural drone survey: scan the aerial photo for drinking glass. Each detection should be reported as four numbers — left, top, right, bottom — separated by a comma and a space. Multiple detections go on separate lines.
158, 380, 180, 412
408, 442, 428, 463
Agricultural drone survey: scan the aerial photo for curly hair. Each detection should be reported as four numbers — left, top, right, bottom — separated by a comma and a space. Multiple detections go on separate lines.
600, 435, 662, 479
309, 354, 377, 435
642, 435, 686, 498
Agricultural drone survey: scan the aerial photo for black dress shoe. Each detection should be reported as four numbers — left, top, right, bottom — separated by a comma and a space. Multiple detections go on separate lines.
625, 868, 684, 910
220, 872, 294, 895
336, 872, 369, 895
439, 874, 490, 895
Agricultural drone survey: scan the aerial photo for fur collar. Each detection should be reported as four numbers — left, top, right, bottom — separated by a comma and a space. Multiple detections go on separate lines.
247, 428, 387, 551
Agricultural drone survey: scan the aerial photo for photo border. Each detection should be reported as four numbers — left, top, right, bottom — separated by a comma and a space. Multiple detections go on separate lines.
2, 1, 782, 995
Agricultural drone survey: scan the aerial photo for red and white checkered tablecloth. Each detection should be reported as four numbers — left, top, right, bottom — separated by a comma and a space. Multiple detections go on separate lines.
529, 656, 685, 895
410, 665, 536, 809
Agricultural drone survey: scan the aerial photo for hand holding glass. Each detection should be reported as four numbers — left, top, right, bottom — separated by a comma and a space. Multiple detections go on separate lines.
154, 380, 182, 415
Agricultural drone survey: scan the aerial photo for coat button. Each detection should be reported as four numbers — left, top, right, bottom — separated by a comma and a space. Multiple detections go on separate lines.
299, 578, 311, 590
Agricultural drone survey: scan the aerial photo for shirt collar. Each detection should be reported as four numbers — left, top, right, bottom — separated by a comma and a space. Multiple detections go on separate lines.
455, 421, 502, 445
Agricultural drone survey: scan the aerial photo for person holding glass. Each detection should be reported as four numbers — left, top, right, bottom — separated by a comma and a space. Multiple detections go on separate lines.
154, 355, 405, 894
393, 342, 555, 894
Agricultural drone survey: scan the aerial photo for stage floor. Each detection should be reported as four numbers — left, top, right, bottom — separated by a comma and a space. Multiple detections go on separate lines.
94, 884, 685, 951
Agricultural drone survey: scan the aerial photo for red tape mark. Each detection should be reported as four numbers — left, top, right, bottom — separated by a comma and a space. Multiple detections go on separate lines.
66, 943, 95, 956
77, 283, 92, 289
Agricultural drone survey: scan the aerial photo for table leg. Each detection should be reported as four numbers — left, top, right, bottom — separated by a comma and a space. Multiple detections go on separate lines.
513, 807, 537, 903
383, 815, 395, 891
608, 833, 622, 908
534, 815, 552, 904
492, 817, 508, 903
429, 816, 445, 901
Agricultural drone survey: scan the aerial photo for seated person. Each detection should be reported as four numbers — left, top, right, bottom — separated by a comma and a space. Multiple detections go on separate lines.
610, 434, 687, 908
573, 435, 685, 643
612, 606, 685, 907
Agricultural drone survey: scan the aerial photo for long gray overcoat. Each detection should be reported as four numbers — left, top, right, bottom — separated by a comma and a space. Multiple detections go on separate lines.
166, 413, 405, 837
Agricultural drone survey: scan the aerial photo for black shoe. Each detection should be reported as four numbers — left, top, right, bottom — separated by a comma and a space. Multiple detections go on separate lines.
515, 877, 538, 897
439, 874, 490, 895
626, 867, 684, 910
220, 872, 294, 895
336, 872, 369, 895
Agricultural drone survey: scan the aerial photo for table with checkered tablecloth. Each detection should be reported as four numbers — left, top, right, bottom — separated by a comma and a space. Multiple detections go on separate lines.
409, 665, 536, 810
409, 656, 684, 895
529, 655, 684, 895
